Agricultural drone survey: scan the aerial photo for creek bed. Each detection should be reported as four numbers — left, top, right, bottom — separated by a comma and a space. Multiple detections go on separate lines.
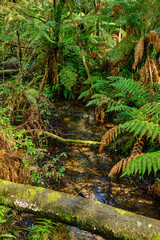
49, 100, 160, 239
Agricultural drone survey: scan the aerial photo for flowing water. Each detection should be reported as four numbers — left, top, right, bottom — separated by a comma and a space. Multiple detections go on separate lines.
51, 100, 160, 239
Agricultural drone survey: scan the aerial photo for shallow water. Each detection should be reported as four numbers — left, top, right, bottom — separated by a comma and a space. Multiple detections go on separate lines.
52, 100, 160, 239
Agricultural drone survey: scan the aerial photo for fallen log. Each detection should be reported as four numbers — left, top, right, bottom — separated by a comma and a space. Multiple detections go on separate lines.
0, 179, 160, 239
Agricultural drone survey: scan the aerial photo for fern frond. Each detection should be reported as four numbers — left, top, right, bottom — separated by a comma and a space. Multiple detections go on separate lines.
132, 37, 144, 70
109, 137, 144, 177
109, 153, 143, 177
106, 36, 137, 63
59, 67, 77, 89
78, 90, 91, 99
99, 124, 121, 153
140, 103, 160, 119
86, 98, 102, 107
130, 137, 145, 155
86, 95, 111, 107
123, 151, 160, 177
106, 100, 141, 119
121, 119, 160, 141
111, 77, 151, 106
114, 111, 131, 123
146, 31, 160, 53
148, 182, 160, 199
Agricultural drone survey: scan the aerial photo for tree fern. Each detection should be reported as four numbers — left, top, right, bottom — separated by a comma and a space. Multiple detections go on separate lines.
99, 124, 122, 153
111, 77, 152, 106
106, 36, 138, 63
109, 137, 145, 177
106, 100, 141, 117
58, 67, 78, 89
140, 103, 160, 120
121, 119, 160, 141
122, 151, 160, 176
85, 76, 160, 180
86, 95, 112, 107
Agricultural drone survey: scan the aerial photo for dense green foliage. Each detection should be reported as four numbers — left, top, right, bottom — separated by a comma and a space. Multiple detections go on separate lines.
0, 0, 160, 236
0, 0, 159, 178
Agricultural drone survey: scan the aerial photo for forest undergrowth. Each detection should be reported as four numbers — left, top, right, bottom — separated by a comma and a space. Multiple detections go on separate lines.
0, 0, 160, 239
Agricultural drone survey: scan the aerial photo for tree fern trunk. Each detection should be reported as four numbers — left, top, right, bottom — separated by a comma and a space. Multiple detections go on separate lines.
65, 0, 93, 86
48, 47, 59, 86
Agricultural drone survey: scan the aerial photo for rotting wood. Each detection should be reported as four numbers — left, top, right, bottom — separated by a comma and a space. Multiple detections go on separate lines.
0, 180, 160, 239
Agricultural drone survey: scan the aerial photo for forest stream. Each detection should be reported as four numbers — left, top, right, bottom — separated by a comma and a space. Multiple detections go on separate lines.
46, 100, 160, 240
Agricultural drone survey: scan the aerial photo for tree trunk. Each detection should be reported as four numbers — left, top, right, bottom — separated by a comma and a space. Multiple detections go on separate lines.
65, 0, 93, 86
0, 180, 160, 239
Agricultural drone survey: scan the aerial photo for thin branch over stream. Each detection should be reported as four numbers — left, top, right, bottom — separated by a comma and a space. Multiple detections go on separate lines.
37, 129, 103, 146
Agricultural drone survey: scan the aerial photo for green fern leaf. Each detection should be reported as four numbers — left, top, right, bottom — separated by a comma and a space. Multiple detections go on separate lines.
147, 158, 152, 175
78, 90, 91, 99
134, 160, 139, 175
152, 125, 159, 141
141, 158, 147, 175
107, 36, 137, 63
59, 67, 77, 89
134, 122, 145, 136
152, 157, 158, 175
123, 151, 160, 177
111, 77, 152, 106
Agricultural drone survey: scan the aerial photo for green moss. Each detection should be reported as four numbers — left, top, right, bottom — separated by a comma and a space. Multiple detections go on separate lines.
0, 180, 12, 185
148, 233, 160, 240
0, 196, 10, 205
114, 227, 160, 240
104, 224, 112, 231
116, 208, 127, 216
114, 228, 136, 240
61, 213, 72, 222
94, 200, 102, 204
4, 187, 8, 192
46, 192, 61, 203
23, 189, 37, 200
37, 187, 46, 193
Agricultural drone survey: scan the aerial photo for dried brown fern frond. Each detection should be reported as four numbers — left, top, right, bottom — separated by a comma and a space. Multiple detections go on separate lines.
0, 150, 28, 184
99, 124, 121, 153
108, 153, 144, 177
130, 137, 145, 155
132, 38, 144, 70
108, 137, 145, 177
140, 58, 150, 83
94, 1, 103, 13
112, 5, 125, 18
140, 58, 160, 84
87, 50, 100, 60
44, 8, 52, 21
148, 182, 160, 200
112, 34, 119, 44
146, 31, 160, 53
95, 104, 105, 124
151, 59, 160, 84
